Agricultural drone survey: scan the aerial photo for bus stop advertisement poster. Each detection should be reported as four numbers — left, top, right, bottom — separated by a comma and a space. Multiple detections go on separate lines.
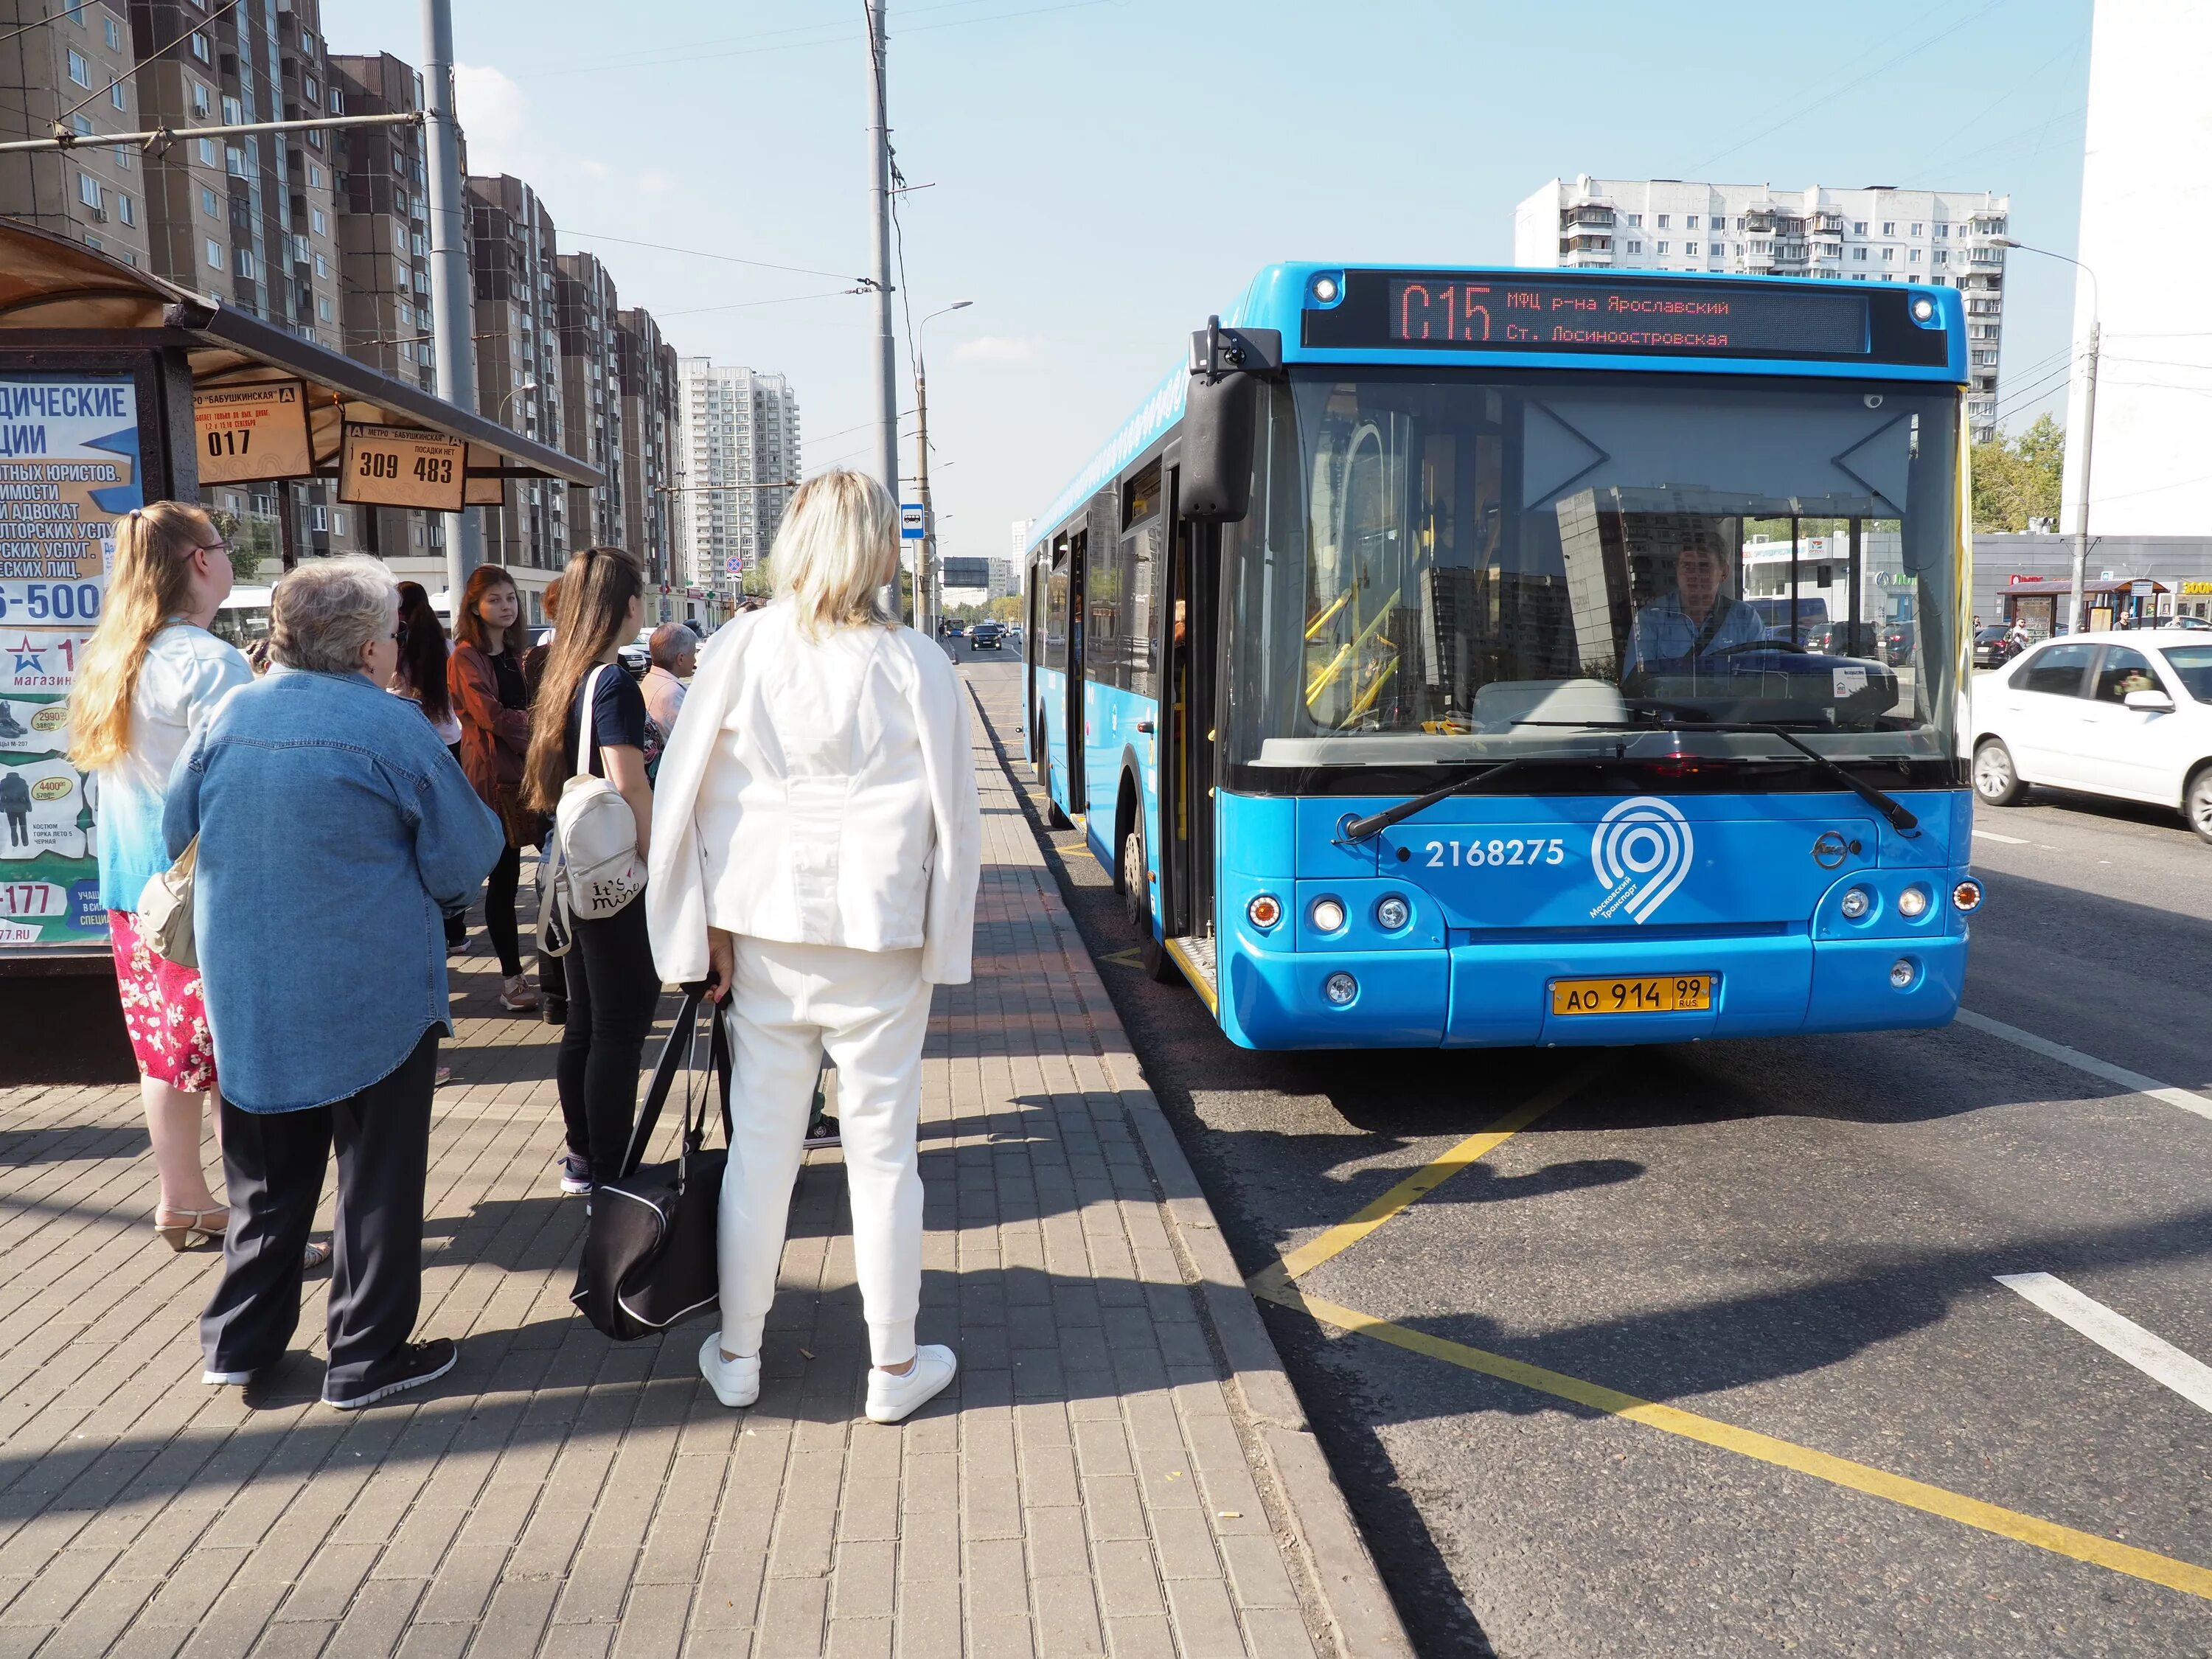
0, 375, 142, 951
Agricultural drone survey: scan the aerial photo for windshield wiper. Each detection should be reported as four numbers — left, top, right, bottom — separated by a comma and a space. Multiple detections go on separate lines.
1338, 748, 1627, 844
1515, 713, 1921, 836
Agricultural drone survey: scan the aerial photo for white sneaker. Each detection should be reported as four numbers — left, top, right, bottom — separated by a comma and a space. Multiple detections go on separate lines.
498, 975, 540, 1012
698, 1333, 760, 1408
865, 1344, 956, 1424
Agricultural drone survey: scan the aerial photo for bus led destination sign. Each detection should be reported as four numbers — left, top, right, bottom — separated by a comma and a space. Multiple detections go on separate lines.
1385, 278, 1868, 357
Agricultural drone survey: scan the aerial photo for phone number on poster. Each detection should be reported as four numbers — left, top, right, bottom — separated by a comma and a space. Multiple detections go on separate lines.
0, 883, 66, 918
0, 582, 102, 623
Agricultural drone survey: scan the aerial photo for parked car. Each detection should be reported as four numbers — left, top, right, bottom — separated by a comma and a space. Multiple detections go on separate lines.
1969, 630, 2212, 843
967, 621, 1006, 651
1802, 619, 1882, 658
1973, 625, 2025, 670
1879, 620, 1916, 667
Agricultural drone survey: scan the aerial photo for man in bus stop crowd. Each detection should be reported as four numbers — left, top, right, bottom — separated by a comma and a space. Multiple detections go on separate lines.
1623, 539, 1766, 675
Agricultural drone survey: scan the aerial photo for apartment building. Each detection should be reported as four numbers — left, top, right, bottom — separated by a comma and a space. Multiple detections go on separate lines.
615, 307, 680, 615
0, 1, 150, 266
469, 172, 566, 610
1515, 177, 2012, 439
676, 360, 800, 606
555, 251, 622, 553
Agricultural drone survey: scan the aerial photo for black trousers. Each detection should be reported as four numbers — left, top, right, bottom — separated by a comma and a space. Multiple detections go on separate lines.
201, 1028, 439, 1390
484, 841, 524, 976
557, 897, 660, 1178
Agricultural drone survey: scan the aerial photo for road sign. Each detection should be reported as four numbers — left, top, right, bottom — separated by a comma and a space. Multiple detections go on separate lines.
337, 423, 465, 512
901, 504, 926, 540
2131, 578, 2155, 597
192, 380, 313, 484
725, 556, 743, 575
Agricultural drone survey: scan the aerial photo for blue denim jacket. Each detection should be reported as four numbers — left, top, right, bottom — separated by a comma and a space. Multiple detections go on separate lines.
164, 667, 504, 1112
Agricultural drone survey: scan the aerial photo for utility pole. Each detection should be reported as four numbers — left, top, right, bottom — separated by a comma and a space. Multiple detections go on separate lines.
913, 300, 971, 641
2067, 319, 2100, 635
864, 1, 900, 612
422, 0, 482, 599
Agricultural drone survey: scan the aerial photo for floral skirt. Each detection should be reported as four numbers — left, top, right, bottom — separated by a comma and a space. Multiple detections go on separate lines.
108, 909, 218, 1092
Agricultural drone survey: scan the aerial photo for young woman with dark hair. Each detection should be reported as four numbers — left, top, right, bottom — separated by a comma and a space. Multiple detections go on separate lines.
446, 564, 538, 1011
389, 582, 465, 956
524, 546, 655, 1198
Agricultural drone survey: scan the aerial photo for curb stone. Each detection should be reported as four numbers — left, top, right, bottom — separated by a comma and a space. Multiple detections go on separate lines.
964, 673, 1417, 1659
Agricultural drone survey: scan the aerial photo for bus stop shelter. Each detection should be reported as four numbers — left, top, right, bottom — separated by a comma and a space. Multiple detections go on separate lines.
2000, 578, 2169, 639
0, 222, 601, 1082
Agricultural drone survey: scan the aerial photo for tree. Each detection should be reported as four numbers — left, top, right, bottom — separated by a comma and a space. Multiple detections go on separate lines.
1972, 414, 2065, 533
206, 509, 279, 583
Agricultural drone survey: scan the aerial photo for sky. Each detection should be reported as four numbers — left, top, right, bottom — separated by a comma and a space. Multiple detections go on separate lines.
319, 0, 2093, 571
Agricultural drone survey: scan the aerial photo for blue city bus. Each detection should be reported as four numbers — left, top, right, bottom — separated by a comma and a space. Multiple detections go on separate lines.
1023, 265, 1978, 1048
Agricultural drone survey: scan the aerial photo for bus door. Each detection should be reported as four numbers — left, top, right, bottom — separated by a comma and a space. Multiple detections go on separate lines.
1064, 528, 1087, 817
1158, 469, 1219, 964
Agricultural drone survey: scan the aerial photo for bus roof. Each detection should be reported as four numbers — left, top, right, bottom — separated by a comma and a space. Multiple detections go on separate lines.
1028, 263, 1968, 552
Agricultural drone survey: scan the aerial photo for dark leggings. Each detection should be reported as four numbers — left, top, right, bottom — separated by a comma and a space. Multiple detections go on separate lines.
557, 897, 661, 1179
484, 841, 523, 976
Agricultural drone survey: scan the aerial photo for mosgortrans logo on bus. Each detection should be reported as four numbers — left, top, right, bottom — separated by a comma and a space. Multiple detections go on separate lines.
1588, 797, 1695, 925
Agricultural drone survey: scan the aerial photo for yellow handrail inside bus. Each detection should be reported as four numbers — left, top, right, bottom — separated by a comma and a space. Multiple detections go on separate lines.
1304, 591, 1350, 641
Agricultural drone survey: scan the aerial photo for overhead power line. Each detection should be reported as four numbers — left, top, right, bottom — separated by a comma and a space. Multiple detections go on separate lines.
559, 230, 861, 285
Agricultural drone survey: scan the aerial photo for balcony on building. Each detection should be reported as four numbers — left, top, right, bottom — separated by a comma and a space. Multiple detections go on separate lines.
1558, 233, 1613, 265
1812, 213, 1845, 235
1559, 206, 1615, 230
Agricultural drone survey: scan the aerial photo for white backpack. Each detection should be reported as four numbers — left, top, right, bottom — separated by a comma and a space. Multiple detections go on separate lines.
539, 664, 644, 956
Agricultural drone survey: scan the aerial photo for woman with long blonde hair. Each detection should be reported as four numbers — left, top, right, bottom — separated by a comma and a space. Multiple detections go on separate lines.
68, 501, 253, 1252
647, 470, 981, 1424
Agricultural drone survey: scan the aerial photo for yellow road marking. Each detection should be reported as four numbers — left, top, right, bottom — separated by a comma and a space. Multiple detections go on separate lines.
1097, 947, 1145, 970
1252, 1278, 2212, 1604
1262, 1065, 1602, 1286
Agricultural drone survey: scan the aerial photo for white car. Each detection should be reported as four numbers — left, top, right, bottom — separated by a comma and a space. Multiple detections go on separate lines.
1969, 629, 2212, 842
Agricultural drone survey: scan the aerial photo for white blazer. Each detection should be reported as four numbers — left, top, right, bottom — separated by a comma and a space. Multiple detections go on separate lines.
647, 602, 982, 986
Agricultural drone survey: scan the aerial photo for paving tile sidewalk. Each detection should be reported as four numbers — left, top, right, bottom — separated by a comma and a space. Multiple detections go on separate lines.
0, 671, 1405, 1658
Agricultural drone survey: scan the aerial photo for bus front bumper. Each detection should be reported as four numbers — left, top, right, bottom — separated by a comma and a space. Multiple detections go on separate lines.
1217, 931, 1967, 1050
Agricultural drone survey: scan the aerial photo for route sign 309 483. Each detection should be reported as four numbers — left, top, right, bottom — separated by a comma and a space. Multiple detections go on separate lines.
337, 423, 466, 512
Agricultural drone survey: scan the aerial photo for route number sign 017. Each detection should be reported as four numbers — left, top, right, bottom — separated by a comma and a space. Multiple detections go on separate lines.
192, 380, 313, 484
338, 423, 466, 512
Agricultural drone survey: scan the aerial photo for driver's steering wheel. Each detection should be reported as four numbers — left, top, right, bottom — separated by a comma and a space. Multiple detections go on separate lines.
1709, 638, 1810, 656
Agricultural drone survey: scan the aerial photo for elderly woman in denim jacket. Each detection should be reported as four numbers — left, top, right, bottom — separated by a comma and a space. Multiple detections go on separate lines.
167, 557, 503, 1410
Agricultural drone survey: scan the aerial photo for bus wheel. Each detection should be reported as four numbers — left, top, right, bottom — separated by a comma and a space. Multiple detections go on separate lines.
1972, 738, 2028, 807
1120, 819, 1179, 983
1044, 759, 1072, 829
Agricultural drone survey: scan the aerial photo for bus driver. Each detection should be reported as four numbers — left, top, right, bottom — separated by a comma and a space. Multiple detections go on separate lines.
1623, 541, 1766, 675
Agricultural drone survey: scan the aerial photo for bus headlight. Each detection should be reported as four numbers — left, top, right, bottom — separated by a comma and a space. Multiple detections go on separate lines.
1952, 879, 1983, 913
1840, 886, 1873, 920
1375, 894, 1411, 931
1896, 885, 1930, 919
1310, 897, 1346, 933
1890, 957, 1918, 990
1324, 972, 1358, 1006
1247, 894, 1282, 931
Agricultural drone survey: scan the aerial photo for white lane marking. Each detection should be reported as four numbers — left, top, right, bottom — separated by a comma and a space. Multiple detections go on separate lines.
1997, 1273, 2212, 1416
1972, 828, 2030, 844
1953, 1009, 2212, 1124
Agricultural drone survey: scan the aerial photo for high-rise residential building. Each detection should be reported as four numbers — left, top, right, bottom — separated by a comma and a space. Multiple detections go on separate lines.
615, 307, 680, 615
2062, 4, 2212, 538
469, 173, 566, 609
555, 251, 622, 552
0, 1, 151, 268
677, 360, 800, 604
1516, 177, 2012, 439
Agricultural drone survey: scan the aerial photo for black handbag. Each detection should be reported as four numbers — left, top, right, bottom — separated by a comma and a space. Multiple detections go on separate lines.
571, 985, 732, 1341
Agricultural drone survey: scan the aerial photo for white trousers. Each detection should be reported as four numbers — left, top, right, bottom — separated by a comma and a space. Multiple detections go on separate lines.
717, 937, 932, 1368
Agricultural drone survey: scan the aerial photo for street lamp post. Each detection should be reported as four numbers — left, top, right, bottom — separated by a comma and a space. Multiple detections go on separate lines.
1994, 237, 2101, 634
913, 300, 973, 636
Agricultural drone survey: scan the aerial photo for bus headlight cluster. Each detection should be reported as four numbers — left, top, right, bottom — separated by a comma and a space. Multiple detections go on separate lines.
1896, 885, 1931, 919
1324, 972, 1359, 1006
1310, 897, 1346, 933
1247, 894, 1282, 931
1840, 886, 1873, 921
1375, 894, 1411, 931
1952, 879, 1984, 913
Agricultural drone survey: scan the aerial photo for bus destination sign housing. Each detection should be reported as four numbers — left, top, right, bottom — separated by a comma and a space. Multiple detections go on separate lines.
1304, 270, 1951, 367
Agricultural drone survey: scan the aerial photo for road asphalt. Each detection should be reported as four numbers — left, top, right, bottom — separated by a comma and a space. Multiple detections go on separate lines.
957, 649, 2212, 1659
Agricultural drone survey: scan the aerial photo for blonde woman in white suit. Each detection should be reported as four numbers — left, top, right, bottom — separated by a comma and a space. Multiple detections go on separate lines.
647, 469, 981, 1425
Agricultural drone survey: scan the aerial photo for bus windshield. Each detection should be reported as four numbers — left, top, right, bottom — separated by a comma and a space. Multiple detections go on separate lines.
1227, 369, 1962, 775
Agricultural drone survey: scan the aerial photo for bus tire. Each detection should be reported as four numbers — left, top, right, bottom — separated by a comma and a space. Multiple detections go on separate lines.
1119, 817, 1178, 983
1045, 757, 1072, 829
1972, 738, 2028, 807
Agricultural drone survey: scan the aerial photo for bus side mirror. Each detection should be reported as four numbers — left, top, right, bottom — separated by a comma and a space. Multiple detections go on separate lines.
1182, 319, 1280, 523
